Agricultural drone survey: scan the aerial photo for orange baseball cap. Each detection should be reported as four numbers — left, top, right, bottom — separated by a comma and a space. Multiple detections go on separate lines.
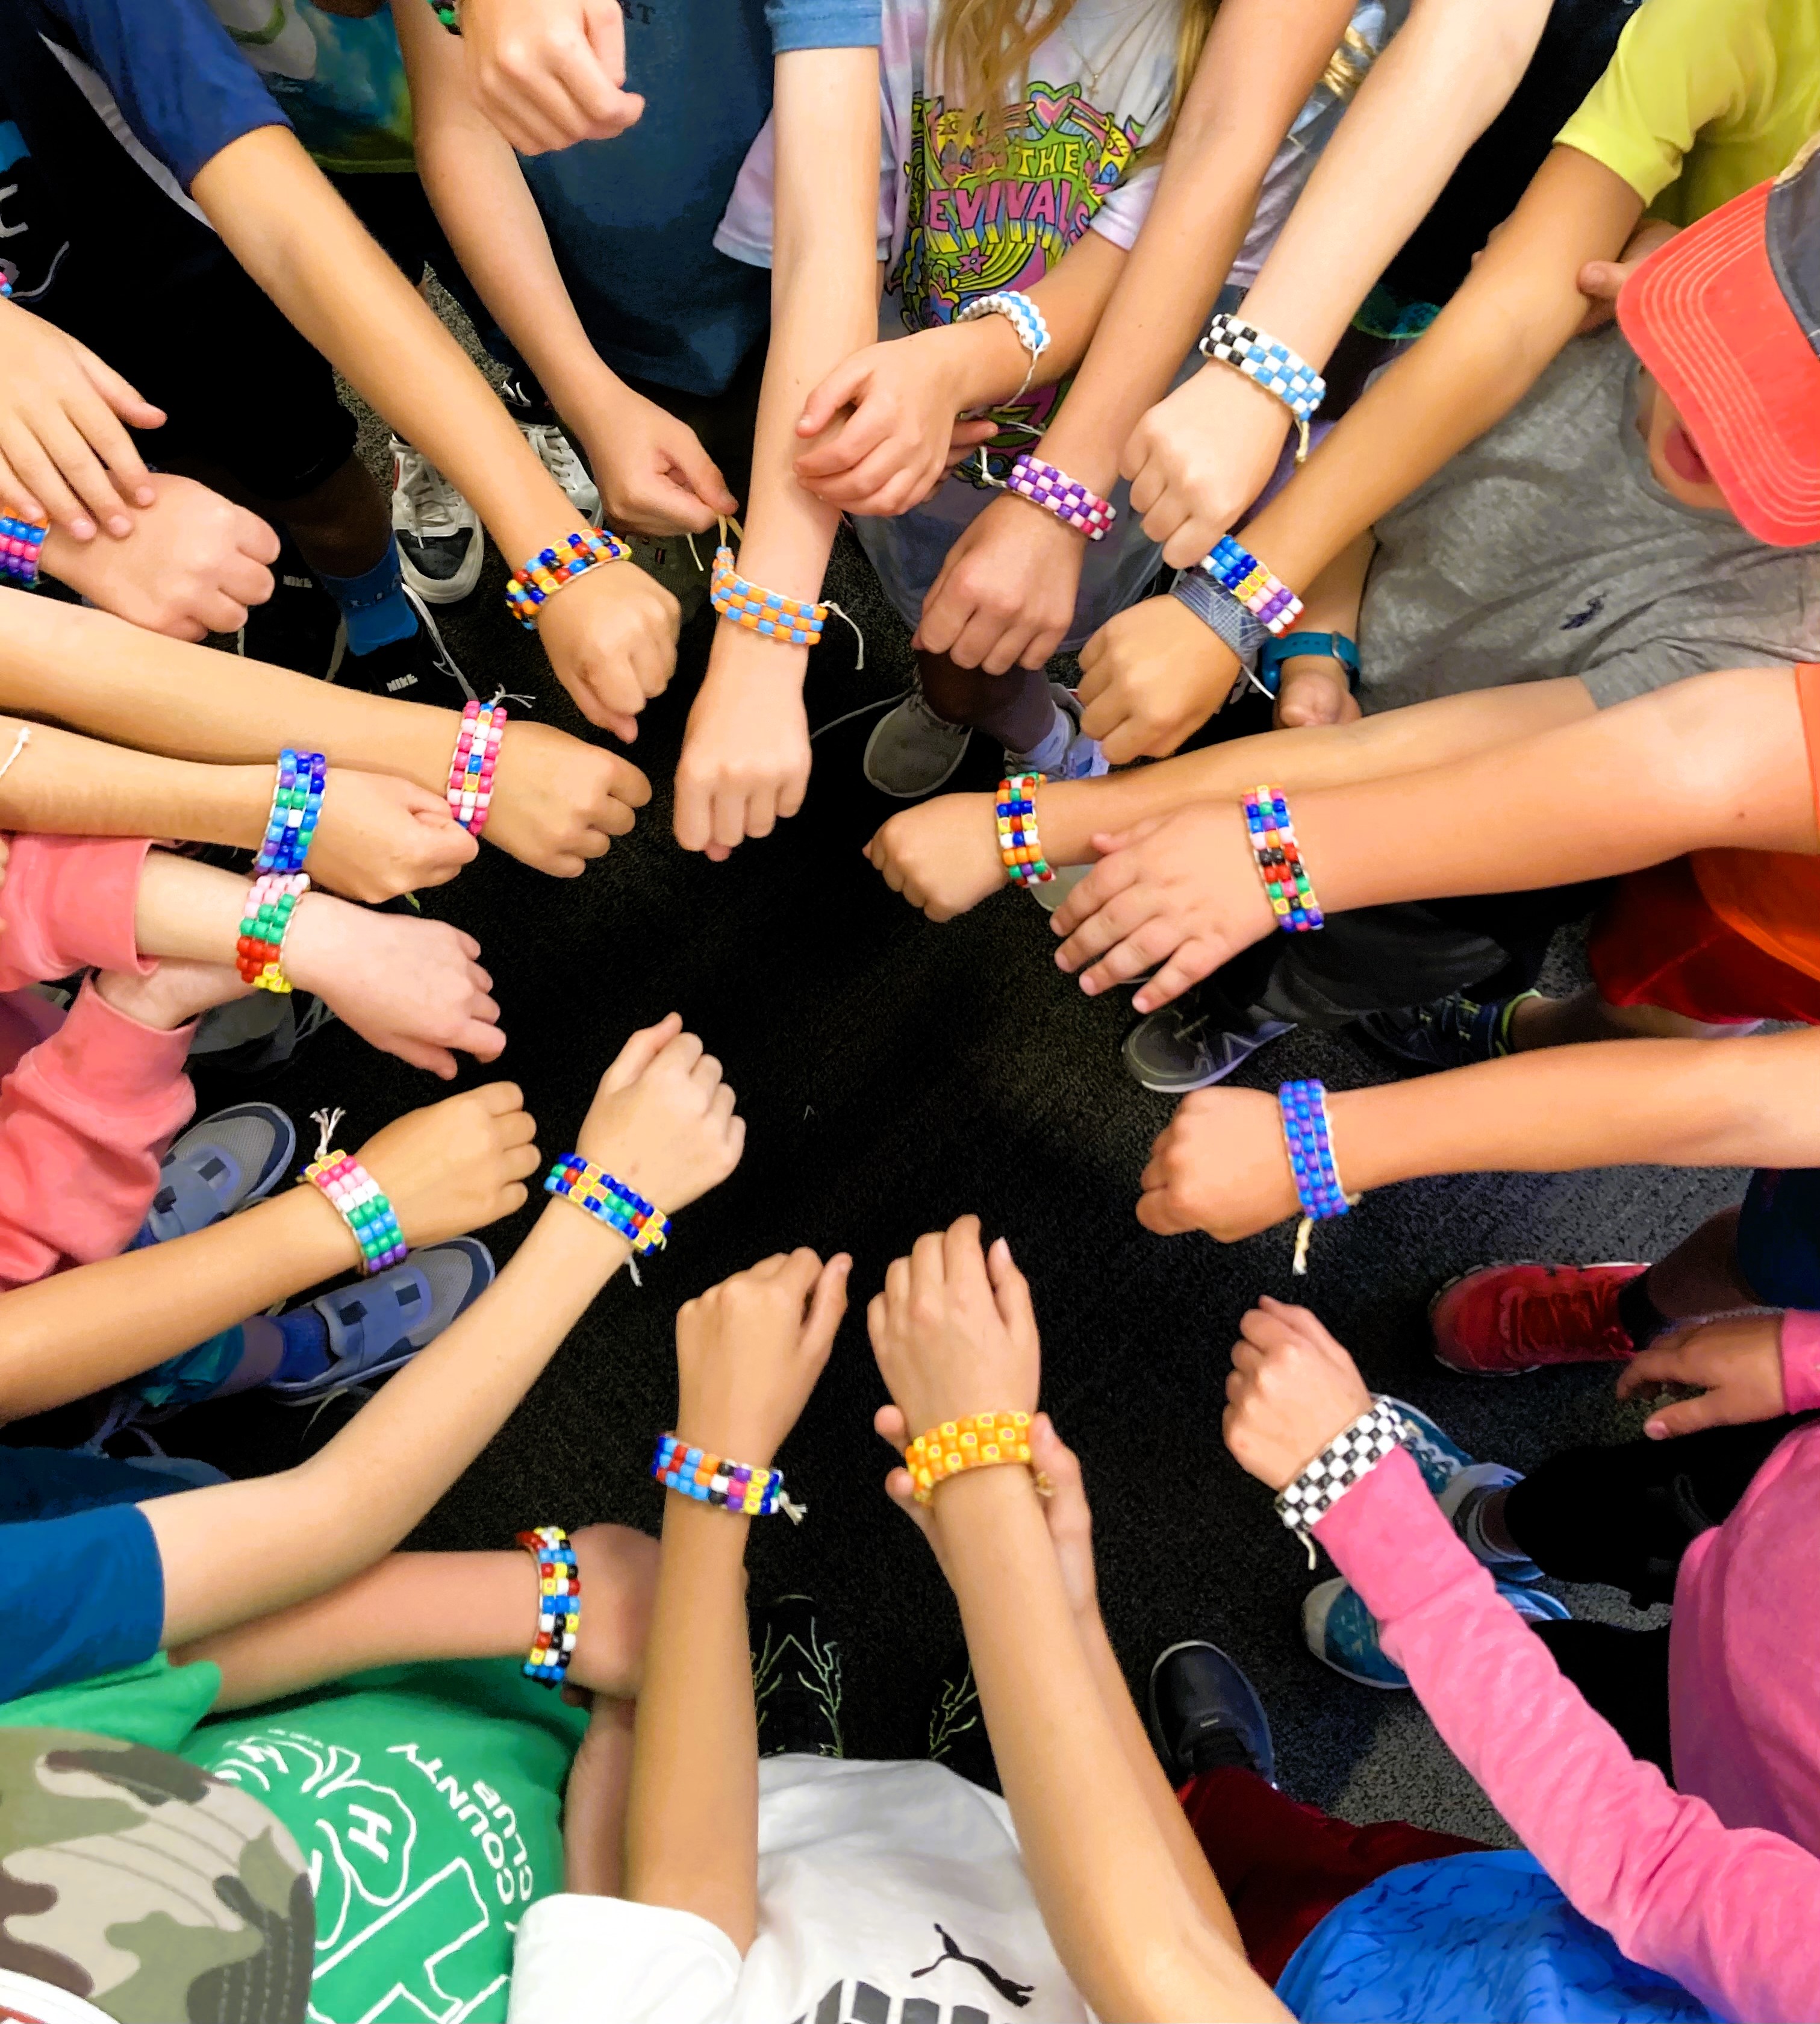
1618, 136, 1820, 547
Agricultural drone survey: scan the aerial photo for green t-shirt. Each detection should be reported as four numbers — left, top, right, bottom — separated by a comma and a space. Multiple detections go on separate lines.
0, 1656, 585, 2024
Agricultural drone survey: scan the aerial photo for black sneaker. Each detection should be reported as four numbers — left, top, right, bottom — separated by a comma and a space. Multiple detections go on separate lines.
239, 555, 346, 680
926, 1655, 999, 1793
751, 1595, 843, 1758
331, 586, 476, 705
1356, 989, 1538, 1072
1121, 1007, 1295, 1094
1145, 1640, 1276, 1785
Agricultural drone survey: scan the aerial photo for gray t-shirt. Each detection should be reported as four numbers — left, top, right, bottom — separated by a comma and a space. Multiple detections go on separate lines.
1357, 325, 1820, 713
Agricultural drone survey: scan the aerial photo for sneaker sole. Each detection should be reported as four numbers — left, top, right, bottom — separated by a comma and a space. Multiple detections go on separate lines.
1427, 1261, 1648, 1376
862, 705, 971, 799
1120, 1020, 1292, 1096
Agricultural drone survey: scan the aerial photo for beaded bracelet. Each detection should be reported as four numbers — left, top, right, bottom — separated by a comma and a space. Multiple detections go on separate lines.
1006, 453, 1116, 542
1274, 1399, 1408, 1566
446, 698, 506, 836
0, 274, 11, 298
0, 516, 47, 589
504, 528, 629, 629
995, 773, 1055, 887
1242, 786, 1323, 932
710, 546, 828, 646
516, 1526, 579, 1684
1199, 313, 1326, 464
652, 1433, 806, 1523
906, 1410, 1053, 1506
544, 1153, 671, 1255
1256, 630, 1359, 700
1279, 1078, 1353, 1276
1199, 536, 1303, 637
235, 873, 308, 993
429, 0, 460, 27
254, 750, 326, 874
301, 1108, 407, 1275
956, 290, 1051, 402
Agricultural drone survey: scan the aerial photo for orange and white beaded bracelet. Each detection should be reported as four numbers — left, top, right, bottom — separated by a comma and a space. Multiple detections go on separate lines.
905, 1410, 1053, 1506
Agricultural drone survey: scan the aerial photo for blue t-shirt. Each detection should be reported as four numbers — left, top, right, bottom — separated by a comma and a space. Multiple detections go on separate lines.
522, 0, 879, 397
1277, 1852, 1722, 2023
0, 1503, 165, 1701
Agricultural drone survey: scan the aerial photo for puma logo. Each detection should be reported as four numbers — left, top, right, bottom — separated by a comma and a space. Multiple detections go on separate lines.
1560, 593, 1605, 631
911, 1924, 1035, 2007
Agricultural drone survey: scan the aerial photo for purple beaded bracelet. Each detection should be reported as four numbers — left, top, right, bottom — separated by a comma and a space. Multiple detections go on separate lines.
1006, 453, 1117, 542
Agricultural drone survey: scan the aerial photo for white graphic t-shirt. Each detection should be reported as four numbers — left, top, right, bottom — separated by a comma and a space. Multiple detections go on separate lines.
506, 1755, 1092, 2024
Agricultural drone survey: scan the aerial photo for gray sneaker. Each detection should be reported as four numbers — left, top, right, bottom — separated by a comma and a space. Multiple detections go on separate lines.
520, 420, 600, 522
1121, 1007, 1294, 1093
863, 689, 972, 798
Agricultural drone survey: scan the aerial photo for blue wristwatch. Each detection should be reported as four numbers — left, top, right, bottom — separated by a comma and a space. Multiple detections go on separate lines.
1256, 630, 1360, 699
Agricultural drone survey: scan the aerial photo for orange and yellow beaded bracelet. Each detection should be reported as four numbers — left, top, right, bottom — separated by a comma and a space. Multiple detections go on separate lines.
906, 1410, 1053, 1506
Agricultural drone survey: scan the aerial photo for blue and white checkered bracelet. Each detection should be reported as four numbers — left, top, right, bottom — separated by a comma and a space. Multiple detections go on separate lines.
1279, 1078, 1355, 1275
1200, 313, 1326, 463
956, 290, 1051, 402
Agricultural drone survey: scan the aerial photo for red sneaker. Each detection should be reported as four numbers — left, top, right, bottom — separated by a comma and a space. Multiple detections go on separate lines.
1430, 1262, 1648, 1375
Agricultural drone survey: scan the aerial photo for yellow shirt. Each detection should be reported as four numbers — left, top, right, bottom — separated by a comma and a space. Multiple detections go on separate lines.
1556, 0, 1820, 225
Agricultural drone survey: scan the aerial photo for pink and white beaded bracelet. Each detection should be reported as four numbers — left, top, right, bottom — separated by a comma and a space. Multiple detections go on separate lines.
1005, 453, 1117, 542
446, 698, 506, 836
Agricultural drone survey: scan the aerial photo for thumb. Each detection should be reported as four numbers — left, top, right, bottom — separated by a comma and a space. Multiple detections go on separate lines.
874, 1401, 909, 1451
799, 354, 871, 439
661, 434, 739, 517
1643, 1388, 1736, 1441
1577, 259, 1626, 300
599, 1011, 684, 1093
802, 1254, 853, 1358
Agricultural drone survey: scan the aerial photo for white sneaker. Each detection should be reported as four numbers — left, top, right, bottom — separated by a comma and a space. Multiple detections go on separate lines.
390, 439, 483, 605
522, 422, 601, 522
863, 690, 972, 798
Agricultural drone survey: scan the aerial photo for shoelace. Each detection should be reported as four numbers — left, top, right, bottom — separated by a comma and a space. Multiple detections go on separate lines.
1501, 1277, 1627, 1354
395, 449, 470, 539
400, 585, 478, 702
523, 423, 589, 490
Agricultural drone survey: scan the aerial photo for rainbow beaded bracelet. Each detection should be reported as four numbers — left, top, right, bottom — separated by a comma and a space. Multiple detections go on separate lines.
302, 1110, 407, 1276
543, 1153, 671, 1255
995, 773, 1054, 886
0, 515, 47, 588
1199, 313, 1326, 464
235, 873, 308, 993
446, 698, 505, 836
652, 1434, 804, 1522
709, 547, 828, 646
504, 528, 629, 629
1241, 786, 1323, 932
906, 1410, 1051, 1506
1198, 536, 1303, 638
1006, 453, 1116, 541
254, 751, 326, 874
517, 1525, 579, 1684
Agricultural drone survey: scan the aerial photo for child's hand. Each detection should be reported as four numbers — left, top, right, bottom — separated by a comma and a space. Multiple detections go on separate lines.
575, 1012, 746, 1212
1049, 806, 1276, 1007
282, 899, 504, 1077
39, 475, 278, 639
1274, 652, 1360, 730
876, 1406, 1097, 1615
1123, 361, 1292, 573
794, 332, 974, 518
484, 719, 650, 877
0, 299, 163, 539
1616, 1313, 1787, 1439
532, 557, 679, 742
675, 1248, 851, 1467
578, 386, 738, 536
867, 1215, 1040, 1438
565, 1523, 660, 1696
1138, 1088, 1300, 1240
460, 0, 645, 155
94, 959, 249, 1031
310, 769, 477, 903
1223, 1296, 1374, 1493
1076, 598, 1239, 763
673, 626, 812, 858
1575, 219, 1677, 334
914, 493, 1086, 673
864, 791, 1004, 921
355, 1081, 540, 1247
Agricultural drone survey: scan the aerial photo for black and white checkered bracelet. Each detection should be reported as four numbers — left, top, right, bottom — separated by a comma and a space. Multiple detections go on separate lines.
1274, 1399, 1409, 1567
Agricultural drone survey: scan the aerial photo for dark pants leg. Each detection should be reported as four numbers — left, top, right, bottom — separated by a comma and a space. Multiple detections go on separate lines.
620, 342, 767, 514
1529, 1620, 1674, 1776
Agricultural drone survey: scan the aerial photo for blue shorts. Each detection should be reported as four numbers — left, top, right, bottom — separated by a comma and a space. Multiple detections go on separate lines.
1736, 1168, 1820, 1309
0, 1504, 164, 1702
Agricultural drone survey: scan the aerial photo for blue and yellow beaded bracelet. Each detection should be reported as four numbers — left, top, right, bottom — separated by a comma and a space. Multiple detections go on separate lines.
543, 1153, 671, 1254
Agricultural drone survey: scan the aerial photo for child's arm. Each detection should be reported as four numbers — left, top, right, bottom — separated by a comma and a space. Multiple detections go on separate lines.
914, 0, 1359, 675
1125, 0, 1553, 562
1263, 531, 1373, 729
396, 0, 738, 537
673, 48, 880, 860
623, 1249, 849, 1945
0, 599, 649, 880
1051, 662, 1813, 1007
1141, 1025, 1820, 1245
867, 1219, 1285, 2021
142, 1018, 746, 1647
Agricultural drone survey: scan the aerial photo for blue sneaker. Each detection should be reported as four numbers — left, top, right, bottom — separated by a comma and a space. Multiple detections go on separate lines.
268, 1239, 494, 1403
1304, 1576, 1570, 1690
134, 1103, 296, 1246
1378, 1396, 1541, 1583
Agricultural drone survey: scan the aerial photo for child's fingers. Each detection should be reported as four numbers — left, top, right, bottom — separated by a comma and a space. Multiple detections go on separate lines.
0, 450, 45, 528
1132, 939, 1221, 1014
70, 334, 166, 435
1644, 1390, 1736, 1441
0, 425, 94, 537
801, 1254, 852, 1359
986, 1235, 1038, 1349
797, 354, 873, 440
874, 1402, 909, 1450
599, 1012, 685, 1093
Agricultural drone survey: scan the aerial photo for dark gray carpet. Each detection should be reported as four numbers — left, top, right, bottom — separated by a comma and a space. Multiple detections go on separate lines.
160, 364, 1735, 1838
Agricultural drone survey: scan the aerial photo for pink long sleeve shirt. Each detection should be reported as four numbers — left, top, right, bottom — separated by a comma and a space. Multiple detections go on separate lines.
0, 834, 196, 1288
1315, 1380, 1820, 2024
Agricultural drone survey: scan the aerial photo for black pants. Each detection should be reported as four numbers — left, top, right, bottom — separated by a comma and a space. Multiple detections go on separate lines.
1503, 1416, 1820, 1776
